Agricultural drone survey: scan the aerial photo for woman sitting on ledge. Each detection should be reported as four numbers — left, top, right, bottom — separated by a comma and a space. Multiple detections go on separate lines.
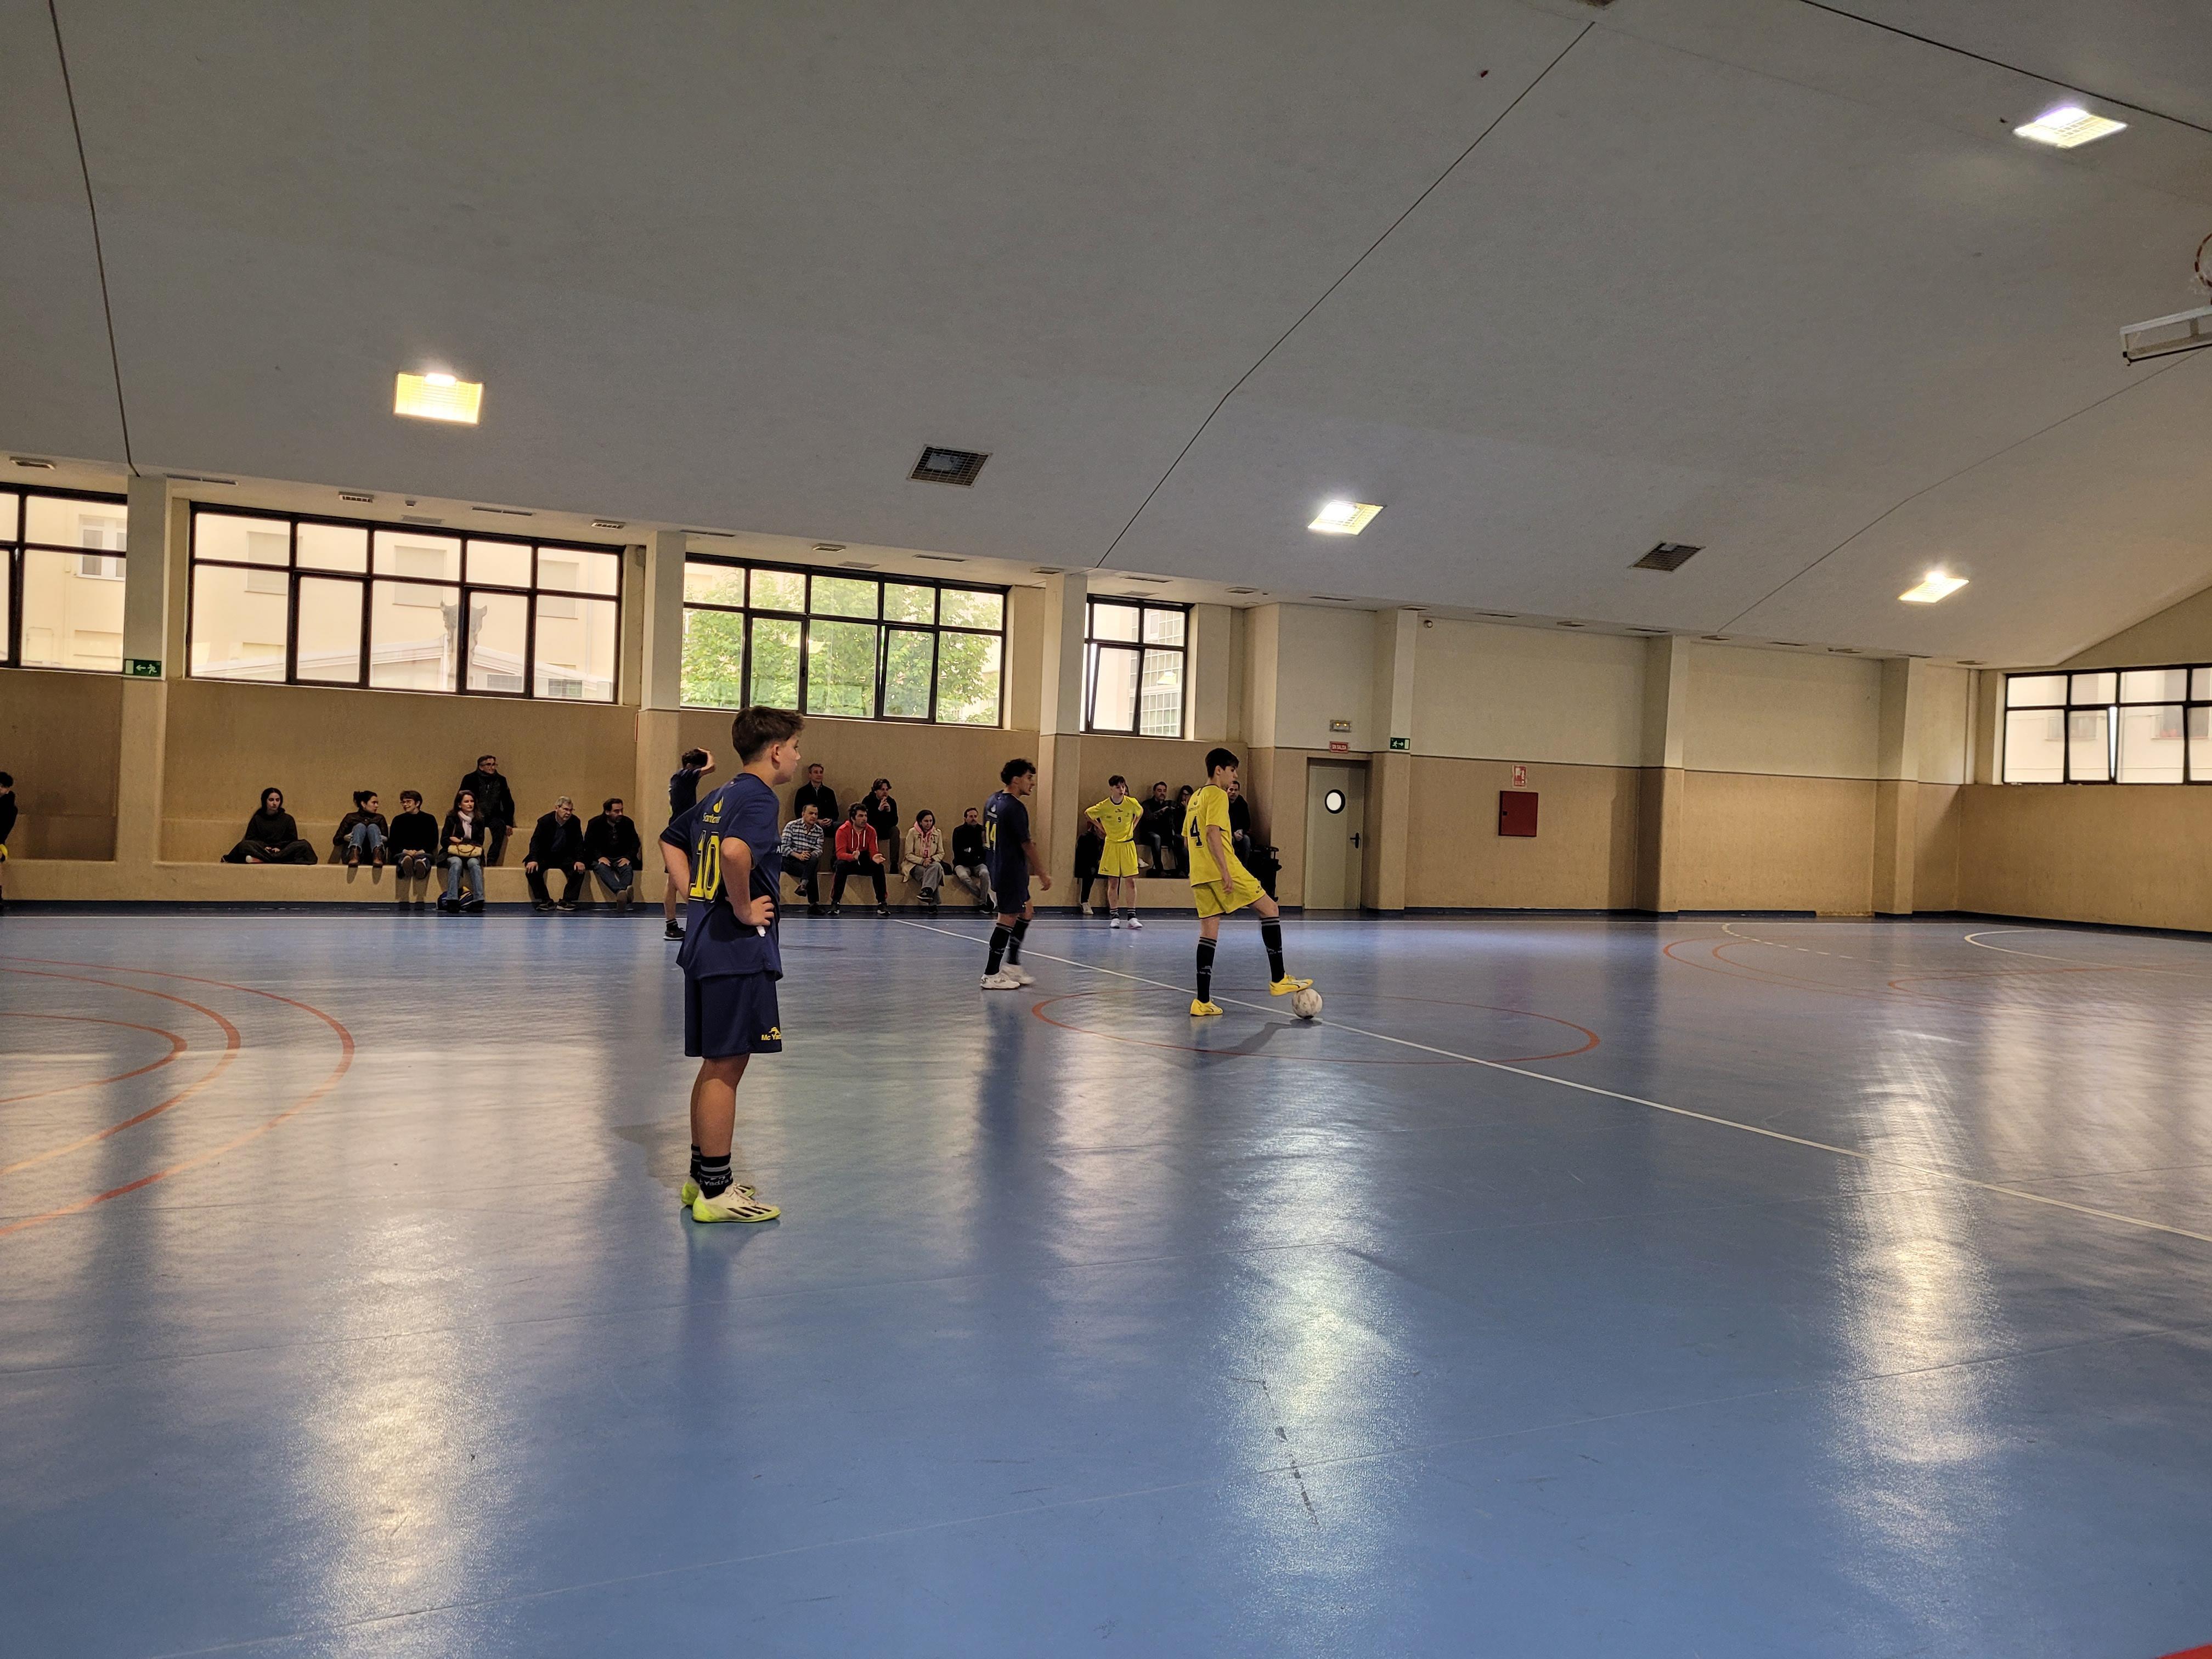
222, 788, 317, 865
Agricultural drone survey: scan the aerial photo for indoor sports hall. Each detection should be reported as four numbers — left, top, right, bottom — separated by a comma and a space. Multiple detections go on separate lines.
5, 5, 2212, 1657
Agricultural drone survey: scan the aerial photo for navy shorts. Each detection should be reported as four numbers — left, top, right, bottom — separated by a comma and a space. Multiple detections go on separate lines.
992, 866, 1030, 915
684, 972, 784, 1058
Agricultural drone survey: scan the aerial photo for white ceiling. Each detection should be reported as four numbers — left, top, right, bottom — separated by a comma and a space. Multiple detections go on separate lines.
4, 0, 2210, 665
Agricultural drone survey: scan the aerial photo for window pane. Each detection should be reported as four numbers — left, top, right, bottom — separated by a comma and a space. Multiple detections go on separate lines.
534, 595, 615, 701
465, 590, 528, 692
940, 589, 1002, 631
680, 607, 747, 708
2002, 709, 2066, 783
2196, 668, 2212, 703
749, 616, 800, 710
1139, 647, 1184, 738
467, 539, 532, 588
810, 575, 877, 619
369, 580, 459, 690
2120, 668, 2188, 703
1142, 606, 1186, 646
751, 568, 805, 611
20, 546, 123, 670
296, 522, 367, 572
1089, 601, 1140, 642
2117, 704, 2185, 782
2006, 674, 2066, 708
883, 628, 934, 719
1087, 642, 1139, 730
936, 629, 1001, 725
188, 563, 289, 681
544, 546, 618, 595
884, 583, 934, 624
2069, 671, 2116, 706
804, 619, 877, 715
0, 555, 10, 662
2192, 708, 2212, 781
194, 513, 287, 565
28, 496, 126, 550
2067, 708, 2110, 781
295, 578, 363, 683
373, 531, 462, 583
685, 561, 746, 607
0, 492, 16, 540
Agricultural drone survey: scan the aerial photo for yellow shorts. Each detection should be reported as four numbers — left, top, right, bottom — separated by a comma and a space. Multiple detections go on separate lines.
1097, 840, 1138, 878
1192, 869, 1264, 918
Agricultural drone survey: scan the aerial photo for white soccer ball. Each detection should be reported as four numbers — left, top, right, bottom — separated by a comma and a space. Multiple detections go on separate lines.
1290, 986, 1322, 1020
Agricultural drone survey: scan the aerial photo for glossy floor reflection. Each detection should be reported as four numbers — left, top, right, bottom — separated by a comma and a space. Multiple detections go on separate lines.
3, 913, 2210, 1657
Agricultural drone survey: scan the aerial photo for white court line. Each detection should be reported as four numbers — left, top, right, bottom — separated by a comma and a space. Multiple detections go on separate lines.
899, 917, 2212, 1250
1962, 927, 2212, 981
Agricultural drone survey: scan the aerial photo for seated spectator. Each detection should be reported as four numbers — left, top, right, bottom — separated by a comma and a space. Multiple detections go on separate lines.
585, 796, 644, 909
387, 790, 439, 881
441, 789, 488, 913
524, 795, 589, 912
0, 769, 16, 913
1137, 780, 1182, 877
831, 801, 888, 916
949, 805, 994, 913
459, 754, 518, 866
1228, 776, 1279, 898
664, 746, 714, 940
903, 809, 949, 911
333, 789, 388, 868
865, 777, 900, 859
223, 788, 317, 865
1074, 809, 1103, 915
778, 802, 828, 916
792, 761, 837, 827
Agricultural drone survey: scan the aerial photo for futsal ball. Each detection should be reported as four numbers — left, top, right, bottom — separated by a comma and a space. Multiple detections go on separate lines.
1290, 986, 1323, 1020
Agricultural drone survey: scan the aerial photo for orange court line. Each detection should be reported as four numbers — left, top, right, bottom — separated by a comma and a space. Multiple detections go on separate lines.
0, 1011, 189, 1107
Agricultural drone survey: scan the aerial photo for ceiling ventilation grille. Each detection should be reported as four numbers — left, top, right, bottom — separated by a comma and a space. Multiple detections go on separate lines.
473, 505, 532, 517
1120, 575, 1171, 585
338, 492, 374, 504
911, 447, 989, 486
402, 515, 444, 526
1310, 594, 1356, 602
1227, 586, 1260, 595
915, 553, 968, 565
167, 472, 235, 485
591, 520, 626, 529
1633, 541, 1701, 572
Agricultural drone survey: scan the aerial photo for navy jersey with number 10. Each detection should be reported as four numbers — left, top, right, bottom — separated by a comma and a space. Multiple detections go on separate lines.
674, 774, 783, 980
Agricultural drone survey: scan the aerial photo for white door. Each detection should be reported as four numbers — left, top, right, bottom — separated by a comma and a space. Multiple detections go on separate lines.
1302, 761, 1367, 910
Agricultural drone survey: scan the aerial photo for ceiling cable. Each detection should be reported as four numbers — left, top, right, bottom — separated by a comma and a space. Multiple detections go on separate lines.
45, 0, 136, 475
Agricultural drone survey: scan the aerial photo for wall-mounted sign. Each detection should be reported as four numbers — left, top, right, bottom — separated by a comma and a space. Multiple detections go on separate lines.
1389, 736, 1409, 752
1510, 763, 1527, 788
1328, 740, 1350, 753
1329, 719, 1352, 733
126, 658, 161, 678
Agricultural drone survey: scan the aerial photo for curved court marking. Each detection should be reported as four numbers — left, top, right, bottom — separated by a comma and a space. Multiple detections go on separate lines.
0, 957, 355, 1240
1030, 989, 1598, 1065
900, 919, 2212, 1249
0, 1011, 188, 1107
1963, 926, 2212, 980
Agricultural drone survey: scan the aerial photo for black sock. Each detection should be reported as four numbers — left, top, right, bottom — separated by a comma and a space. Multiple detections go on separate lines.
1261, 917, 1286, 981
986, 923, 1011, 975
1008, 916, 1029, 963
697, 1153, 733, 1199
1196, 938, 1216, 1003
689, 1144, 703, 1186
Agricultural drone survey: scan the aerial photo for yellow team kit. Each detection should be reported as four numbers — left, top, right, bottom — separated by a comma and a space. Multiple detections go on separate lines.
1086, 793, 1143, 878
1183, 784, 1262, 918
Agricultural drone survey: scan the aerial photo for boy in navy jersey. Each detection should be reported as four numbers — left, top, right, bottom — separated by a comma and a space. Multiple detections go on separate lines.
673, 709, 802, 1222
980, 758, 1051, 989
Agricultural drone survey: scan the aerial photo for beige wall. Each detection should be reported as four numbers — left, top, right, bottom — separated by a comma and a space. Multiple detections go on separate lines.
1262, 605, 1376, 751
1674, 772, 1878, 913
1957, 783, 2212, 932
1405, 757, 1639, 909
1412, 621, 1646, 767
1914, 782, 1962, 911
1684, 644, 1883, 780
1911, 664, 1974, 785
2060, 579, 2212, 670
0, 667, 122, 858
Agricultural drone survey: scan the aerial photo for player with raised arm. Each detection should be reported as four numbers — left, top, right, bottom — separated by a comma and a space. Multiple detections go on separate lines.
980, 758, 1051, 990
1185, 748, 1314, 1018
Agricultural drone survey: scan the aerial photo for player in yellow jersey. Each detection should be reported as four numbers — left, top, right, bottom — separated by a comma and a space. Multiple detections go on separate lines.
1085, 774, 1146, 930
1183, 747, 1312, 1016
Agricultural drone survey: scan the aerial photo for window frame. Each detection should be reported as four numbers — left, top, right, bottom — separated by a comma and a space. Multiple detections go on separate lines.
185, 505, 624, 702
677, 556, 1008, 726
1082, 597, 1190, 738
2003, 666, 2205, 784
0, 484, 132, 675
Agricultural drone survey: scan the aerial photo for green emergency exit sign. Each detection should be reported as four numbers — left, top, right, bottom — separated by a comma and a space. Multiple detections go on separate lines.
1389, 736, 1409, 751
126, 658, 161, 678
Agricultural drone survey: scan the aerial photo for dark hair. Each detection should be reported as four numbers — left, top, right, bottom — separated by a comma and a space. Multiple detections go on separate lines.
916, 808, 934, 825
476, 754, 496, 768
261, 787, 284, 809
1178, 783, 1193, 799
602, 797, 622, 814
848, 802, 869, 820
454, 788, 476, 811
680, 747, 709, 768
808, 761, 824, 774
1001, 757, 1036, 785
0, 771, 13, 788
872, 777, 891, 793
399, 789, 422, 806
1153, 780, 1168, 791
1205, 747, 1239, 776
730, 706, 804, 762
353, 789, 375, 809
1107, 774, 1126, 788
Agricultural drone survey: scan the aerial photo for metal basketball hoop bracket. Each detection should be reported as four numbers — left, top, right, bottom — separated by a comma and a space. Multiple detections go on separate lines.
2121, 229, 2212, 362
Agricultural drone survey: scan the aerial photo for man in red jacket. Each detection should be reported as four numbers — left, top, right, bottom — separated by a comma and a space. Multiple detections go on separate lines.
829, 802, 888, 916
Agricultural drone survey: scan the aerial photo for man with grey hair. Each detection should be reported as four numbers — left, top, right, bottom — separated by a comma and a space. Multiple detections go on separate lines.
524, 795, 589, 911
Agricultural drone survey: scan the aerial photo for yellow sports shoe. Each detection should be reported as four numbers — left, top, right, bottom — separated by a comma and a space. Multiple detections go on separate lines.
690, 1187, 779, 1223
1269, 977, 1313, 997
680, 1180, 753, 1206
1189, 999, 1223, 1017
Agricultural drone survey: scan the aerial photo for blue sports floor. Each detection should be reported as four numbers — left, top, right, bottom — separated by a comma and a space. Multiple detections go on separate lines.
3, 911, 2210, 1657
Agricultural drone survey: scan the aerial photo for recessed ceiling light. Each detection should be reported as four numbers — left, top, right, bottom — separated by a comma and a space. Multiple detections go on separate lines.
2015, 105, 2126, 148
338, 492, 374, 504
815, 543, 847, 553
1555, 620, 1586, 629
914, 554, 967, 564
591, 519, 625, 529
911, 447, 988, 486
1308, 500, 1382, 535
1227, 586, 1260, 595
472, 505, 531, 517
1632, 541, 1701, 572
12, 456, 56, 469
395, 371, 483, 424
1899, 571, 1968, 603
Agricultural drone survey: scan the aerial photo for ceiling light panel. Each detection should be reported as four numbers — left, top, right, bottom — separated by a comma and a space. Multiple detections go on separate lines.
395, 371, 483, 424
1308, 500, 1382, 535
2014, 105, 2126, 148
1899, 572, 1968, 603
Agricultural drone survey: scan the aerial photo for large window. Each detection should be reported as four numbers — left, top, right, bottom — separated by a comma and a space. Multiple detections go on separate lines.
2004, 667, 2211, 783
188, 508, 621, 701
1084, 598, 1186, 737
0, 487, 129, 673
679, 560, 1005, 725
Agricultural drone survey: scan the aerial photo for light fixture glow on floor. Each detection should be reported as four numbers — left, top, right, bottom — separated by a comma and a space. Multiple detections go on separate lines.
1309, 500, 1381, 535
1899, 572, 1968, 603
394, 371, 483, 424
2014, 106, 2126, 148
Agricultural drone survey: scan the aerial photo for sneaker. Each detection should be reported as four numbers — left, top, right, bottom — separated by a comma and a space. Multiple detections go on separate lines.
1128, 916, 1143, 929
679, 1179, 754, 1206
876, 905, 889, 917
690, 1187, 779, 1223
1189, 999, 1224, 1017
980, 971, 1024, 990
1007, 963, 1036, 987
664, 919, 684, 940
534, 901, 556, 913
1109, 916, 1122, 928
831, 906, 843, 917
462, 896, 486, 914
557, 900, 578, 912
1268, 976, 1313, 997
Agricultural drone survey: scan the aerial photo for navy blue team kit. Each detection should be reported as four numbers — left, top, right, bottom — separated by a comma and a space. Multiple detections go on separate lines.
983, 788, 1029, 911
667, 772, 785, 1058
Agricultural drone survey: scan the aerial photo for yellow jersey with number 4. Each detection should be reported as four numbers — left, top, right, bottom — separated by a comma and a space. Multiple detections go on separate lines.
1183, 784, 1245, 887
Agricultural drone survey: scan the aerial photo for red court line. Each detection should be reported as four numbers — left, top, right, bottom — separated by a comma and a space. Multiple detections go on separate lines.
1030, 989, 1599, 1065
0, 969, 243, 1178
0, 1011, 188, 1106
0, 957, 354, 1239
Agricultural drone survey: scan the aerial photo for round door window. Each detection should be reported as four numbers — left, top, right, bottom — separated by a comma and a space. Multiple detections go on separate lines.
1324, 789, 1346, 814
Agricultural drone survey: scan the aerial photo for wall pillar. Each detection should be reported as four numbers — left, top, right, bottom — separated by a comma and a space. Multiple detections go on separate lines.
1361, 609, 1419, 911
1871, 657, 1919, 915
1033, 572, 1088, 901
1634, 636, 1691, 912
115, 476, 173, 870
637, 530, 689, 882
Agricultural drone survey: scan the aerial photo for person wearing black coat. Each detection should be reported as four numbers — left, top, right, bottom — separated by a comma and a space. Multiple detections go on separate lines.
523, 797, 589, 911
864, 777, 899, 855
386, 791, 441, 880
792, 764, 837, 830
222, 788, 317, 864
584, 796, 645, 909
458, 755, 518, 865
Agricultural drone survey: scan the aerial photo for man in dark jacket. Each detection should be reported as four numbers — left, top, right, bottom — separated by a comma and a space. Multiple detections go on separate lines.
523, 795, 589, 911
387, 790, 440, 882
585, 796, 645, 910
0, 770, 15, 912
459, 755, 518, 865
792, 763, 837, 828
949, 805, 992, 913
1138, 781, 1182, 877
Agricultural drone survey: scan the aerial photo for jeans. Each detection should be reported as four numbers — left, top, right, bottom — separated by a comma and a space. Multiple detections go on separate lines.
832, 860, 887, 907
951, 862, 994, 906
1138, 830, 1180, 877
444, 854, 482, 902
347, 822, 386, 857
784, 855, 823, 907
592, 859, 635, 897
